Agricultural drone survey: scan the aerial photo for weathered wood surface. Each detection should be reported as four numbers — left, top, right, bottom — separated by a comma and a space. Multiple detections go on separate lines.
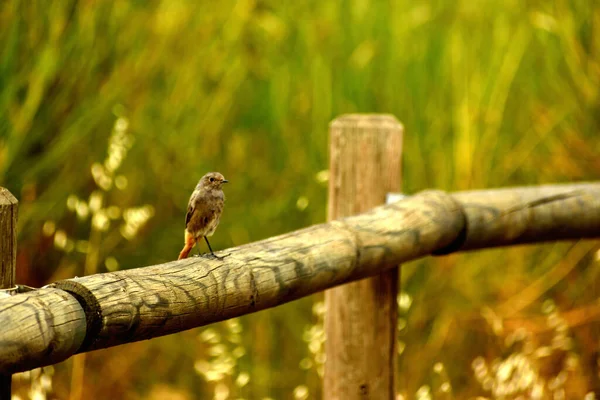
0, 183, 599, 374
324, 114, 402, 400
454, 183, 600, 250
0, 288, 86, 373
0, 187, 17, 289
1, 187, 18, 397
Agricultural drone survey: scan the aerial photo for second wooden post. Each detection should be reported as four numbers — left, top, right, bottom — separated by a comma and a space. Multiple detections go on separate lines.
324, 114, 403, 399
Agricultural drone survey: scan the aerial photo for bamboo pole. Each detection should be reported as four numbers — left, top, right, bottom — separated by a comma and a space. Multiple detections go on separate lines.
1, 187, 18, 398
324, 114, 403, 399
0, 183, 599, 374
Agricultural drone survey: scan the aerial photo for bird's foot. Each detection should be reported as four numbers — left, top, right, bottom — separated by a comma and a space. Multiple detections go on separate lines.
205, 252, 230, 260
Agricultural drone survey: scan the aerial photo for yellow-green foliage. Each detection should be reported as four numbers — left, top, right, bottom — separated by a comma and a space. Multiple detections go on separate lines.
1, 0, 599, 399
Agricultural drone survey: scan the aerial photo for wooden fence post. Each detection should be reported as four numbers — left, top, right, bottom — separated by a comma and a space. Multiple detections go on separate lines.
324, 114, 403, 399
0, 187, 18, 399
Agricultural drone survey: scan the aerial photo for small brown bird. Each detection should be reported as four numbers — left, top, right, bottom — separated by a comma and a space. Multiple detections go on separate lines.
178, 172, 228, 260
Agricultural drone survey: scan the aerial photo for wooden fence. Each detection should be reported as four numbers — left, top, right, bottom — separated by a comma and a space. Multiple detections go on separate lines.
1, 115, 599, 400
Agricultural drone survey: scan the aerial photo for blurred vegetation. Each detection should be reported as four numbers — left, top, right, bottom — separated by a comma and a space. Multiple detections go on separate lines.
1, 0, 599, 399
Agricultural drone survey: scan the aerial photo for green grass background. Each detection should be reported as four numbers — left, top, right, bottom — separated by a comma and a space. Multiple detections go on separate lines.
1, 0, 599, 398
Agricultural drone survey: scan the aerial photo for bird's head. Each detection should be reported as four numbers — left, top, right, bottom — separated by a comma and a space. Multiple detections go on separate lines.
199, 172, 228, 190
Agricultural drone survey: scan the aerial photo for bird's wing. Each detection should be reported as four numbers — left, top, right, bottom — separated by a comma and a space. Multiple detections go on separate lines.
185, 203, 194, 228
185, 190, 200, 228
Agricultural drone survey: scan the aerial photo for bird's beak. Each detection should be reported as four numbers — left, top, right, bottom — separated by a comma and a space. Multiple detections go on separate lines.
222, 180, 229, 184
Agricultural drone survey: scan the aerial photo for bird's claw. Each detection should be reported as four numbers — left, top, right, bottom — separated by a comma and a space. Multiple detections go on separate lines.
191, 252, 229, 260
205, 252, 229, 260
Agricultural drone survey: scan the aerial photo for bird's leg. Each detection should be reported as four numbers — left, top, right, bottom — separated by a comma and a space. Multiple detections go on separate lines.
204, 236, 216, 257
204, 237, 228, 259
194, 238, 203, 257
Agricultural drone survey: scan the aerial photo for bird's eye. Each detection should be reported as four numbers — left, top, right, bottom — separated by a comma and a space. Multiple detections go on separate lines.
209, 177, 215, 182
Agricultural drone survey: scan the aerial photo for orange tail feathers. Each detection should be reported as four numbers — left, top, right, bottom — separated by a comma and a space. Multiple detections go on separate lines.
178, 230, 196, 260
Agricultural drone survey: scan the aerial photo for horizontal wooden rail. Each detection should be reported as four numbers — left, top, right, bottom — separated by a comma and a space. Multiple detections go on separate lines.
1, 183, 599, 374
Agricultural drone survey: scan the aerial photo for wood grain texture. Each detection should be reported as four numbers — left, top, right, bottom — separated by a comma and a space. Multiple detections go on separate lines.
0, 187, 17, 289
0, 187, 18, 397
454, 183, 600, 250
324, 114, 403, 400
0, 288, 86, 373
0, 183, 599, 374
